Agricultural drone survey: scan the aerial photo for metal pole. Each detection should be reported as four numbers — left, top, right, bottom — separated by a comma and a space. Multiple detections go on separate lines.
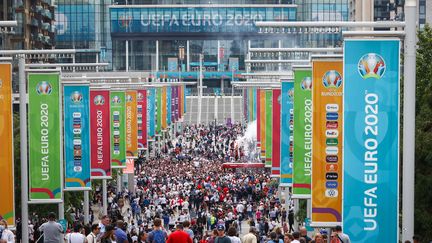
19, 55, 29, 243
84, 191, 90, 224
197, 54, 203, 124
102, 179, 108, 215
402, 0, 417, 241
231, 85, 234, 123
117, 173, 122, 194
126, 40, 129, 72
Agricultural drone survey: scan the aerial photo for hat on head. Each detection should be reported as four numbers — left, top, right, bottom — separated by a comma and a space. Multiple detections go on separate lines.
217, 225, 225, 231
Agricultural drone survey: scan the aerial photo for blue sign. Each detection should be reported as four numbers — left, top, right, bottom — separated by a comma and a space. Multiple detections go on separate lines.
56, 4, 95, 42
63, 85, 91, 190
110, 7, 296, 34
147, 88, 156, 138
343, 39, 400, 242
280, 81, 293, 186
157, 71, 242, 79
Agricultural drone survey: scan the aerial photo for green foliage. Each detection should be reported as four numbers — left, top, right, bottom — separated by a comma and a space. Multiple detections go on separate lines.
414, 24, 432, 241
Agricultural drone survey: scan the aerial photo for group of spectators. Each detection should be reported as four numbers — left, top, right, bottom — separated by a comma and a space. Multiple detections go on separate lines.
6, 123, 362, 242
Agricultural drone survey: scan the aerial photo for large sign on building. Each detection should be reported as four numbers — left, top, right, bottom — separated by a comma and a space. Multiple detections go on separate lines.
110, 5, 296, 37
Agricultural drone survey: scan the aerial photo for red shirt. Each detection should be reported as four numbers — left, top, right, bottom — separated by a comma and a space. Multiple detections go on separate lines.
167, 230, 193, 243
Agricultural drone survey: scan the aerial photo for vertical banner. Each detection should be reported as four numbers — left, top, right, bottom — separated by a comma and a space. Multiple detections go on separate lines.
280, 80, 294, 186
343, 39, 400, 242
126, 91, 138, 158
293, 68, 313, 198
90, 89, 111, 179
110, 91, 126, 168
174, 86, 179, 121
161, 87, 167, 129
256, 89, 261, 147
0, 63, 14, 225
265, 90, 273, 167
156, 88, 162, 134
259, 90, 266, 159
147, 89, 156, 140
249, 89, 253, 122
171, 86, 176, 123
253, 88, 257, 121
183, 85, 186, 114
271, 89, 281, 177
137, 90, 147, 149
28, 73, 62, 201
123, 158, 135, 174
63, 84, 91, 190
167, 86, 172, 126
311, 59, 343, 226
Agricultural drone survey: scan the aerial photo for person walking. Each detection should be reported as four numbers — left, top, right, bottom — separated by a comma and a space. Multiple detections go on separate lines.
65, 224, 87, 243
166, 224, 192, 243
214, 225, 230, 243
0, 219, 15, 243
86, 224, 101, 243
148, 218, 167, 243
100, 225, 116, 243
38, 212, 64, 243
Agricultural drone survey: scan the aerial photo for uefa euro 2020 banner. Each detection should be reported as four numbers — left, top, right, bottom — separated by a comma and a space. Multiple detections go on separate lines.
271, 89, 281, 177
147, 88, 156, 139
90, 89, 111, 179
256, 89, 261, 148
137, 89, 147, 149
156, 87, 162, 134
265, 90, 273, 168
63, 83, 91, 190
343, 39, 400, 242
311, 59, 343, 226
259, 90, 266, 159
280, 81, 293, 187
0, 63, 15, 226
125, 90, 138, 158
293, 68, 312, 198
28, 73, 62, 201
110, 91, 126, 168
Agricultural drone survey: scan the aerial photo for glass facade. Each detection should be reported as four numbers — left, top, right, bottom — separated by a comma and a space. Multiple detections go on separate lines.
56, 0, 349, 84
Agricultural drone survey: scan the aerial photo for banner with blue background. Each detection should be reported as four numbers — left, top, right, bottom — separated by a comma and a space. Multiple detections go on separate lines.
343, 39, 400, 243
280, 80, 294, 186
63, 84, 91, 190
147, 88, 156, 139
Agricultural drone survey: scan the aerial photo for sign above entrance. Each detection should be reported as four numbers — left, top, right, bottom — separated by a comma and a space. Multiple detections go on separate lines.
110, 6, 296, 35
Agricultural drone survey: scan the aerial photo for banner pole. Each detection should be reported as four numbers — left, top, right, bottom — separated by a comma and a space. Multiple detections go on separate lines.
402, 0, 417, 241
84, 191, 89, 224
102, 179, 108, 215
19, 55, 29, 243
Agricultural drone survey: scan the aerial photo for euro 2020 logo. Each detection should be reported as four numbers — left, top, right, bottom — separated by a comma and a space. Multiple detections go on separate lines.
112, 95, 121, 104
301, 77, 312, 90
358, 53, 386, 79
137, 92, 144, 102
322, 70, 342, 88
126, 94, 133, 102
94, 95, 105, 105
288, 88, 294, 100
36, 81, 52, 95
71, 91, 83, 104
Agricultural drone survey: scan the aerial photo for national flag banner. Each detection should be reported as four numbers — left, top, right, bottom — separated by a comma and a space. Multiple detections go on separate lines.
137, 89, 147, 149
147, 88, 156, 140
256, 89, 261, 148
311, 59, 343, 227
156, 88, 162, 134
293, 68, 313, 198
0, 63, 14, 225
63, 84, 91, 190
123, 158, 135, 174
280, 80, 294, 186
161, 87, 167, 129
90, 89, 111, 179
126, 90, 138, 158
271, 89, 281, 177
259, 90, 266, 159
28, 73, 62, 201
343, 39, 400, 242
110, 91, 126, 168
265, 90, 273, 167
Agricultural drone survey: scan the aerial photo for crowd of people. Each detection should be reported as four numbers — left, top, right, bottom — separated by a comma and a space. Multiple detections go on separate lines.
7, 123, 358, 243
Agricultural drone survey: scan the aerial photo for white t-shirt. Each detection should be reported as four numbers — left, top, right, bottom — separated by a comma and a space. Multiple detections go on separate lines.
65, 232, 86, 243
0, 229, 15, 243
228, 236, 242, 243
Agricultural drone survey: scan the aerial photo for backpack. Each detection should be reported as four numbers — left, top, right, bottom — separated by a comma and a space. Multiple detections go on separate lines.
150, 229, 166, 243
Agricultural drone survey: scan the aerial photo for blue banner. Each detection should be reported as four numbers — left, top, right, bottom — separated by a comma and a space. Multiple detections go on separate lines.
183, 86, 187, 113
167, 86, 172, 125
147, 88, 156, 139
343, 39, 400, 242
63, 84, 91, 190
252, 88, 257, 121
280, 81, 293, 186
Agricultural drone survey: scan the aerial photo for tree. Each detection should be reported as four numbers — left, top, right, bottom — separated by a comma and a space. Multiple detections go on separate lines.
414, 24, 432, 241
